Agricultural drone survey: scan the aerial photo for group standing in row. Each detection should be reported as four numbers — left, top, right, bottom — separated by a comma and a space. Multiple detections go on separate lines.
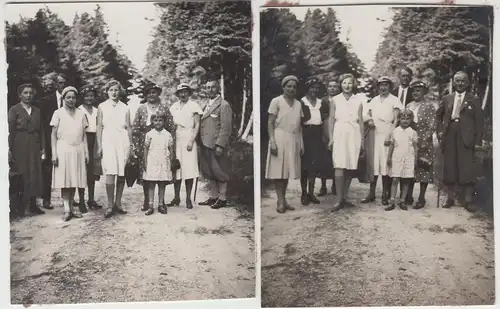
266, 68, 483, 214
8, 73, 233, 221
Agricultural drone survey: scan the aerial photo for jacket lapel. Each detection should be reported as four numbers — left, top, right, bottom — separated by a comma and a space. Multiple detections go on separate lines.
202, 96, 221, 119
459, 92, 473, 113
446, 93, 455, 117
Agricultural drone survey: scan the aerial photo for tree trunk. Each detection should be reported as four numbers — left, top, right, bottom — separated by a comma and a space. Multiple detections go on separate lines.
238, 67, 247, 136
220, 64, 225, 100
242, 111, 253, 141
482, 14, 493, 110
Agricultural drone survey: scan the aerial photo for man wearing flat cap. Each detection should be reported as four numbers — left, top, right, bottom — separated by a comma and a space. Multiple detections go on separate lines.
198, 79, 233, 209
391, 66, 414, 107
436, 71, 483, 212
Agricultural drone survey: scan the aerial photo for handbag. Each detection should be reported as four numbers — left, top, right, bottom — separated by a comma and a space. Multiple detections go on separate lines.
171, 158, 181, 172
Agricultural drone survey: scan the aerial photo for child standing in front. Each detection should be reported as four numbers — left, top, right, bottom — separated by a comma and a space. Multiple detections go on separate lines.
386, 109, 418, 211
143, 111, 174, 216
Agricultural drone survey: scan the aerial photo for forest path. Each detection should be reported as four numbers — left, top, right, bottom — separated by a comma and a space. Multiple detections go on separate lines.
10, 180, 255, 304
261, 179, 495, 307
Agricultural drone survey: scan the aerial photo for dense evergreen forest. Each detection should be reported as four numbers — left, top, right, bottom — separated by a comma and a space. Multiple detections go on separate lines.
6, 5, 135, 106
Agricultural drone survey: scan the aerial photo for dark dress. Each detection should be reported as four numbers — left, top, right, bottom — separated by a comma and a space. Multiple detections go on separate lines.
300, 97, 326, 177
319, 96, 334, 179
408, 101, 436, 183
8, 103, 44, 199
132, 102, 175, 184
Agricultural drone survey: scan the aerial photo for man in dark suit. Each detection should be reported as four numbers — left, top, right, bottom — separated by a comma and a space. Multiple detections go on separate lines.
198, 79, 233, 209
38, 73, 67, 209
391, 66, 413, 107
436, 71, 483, 212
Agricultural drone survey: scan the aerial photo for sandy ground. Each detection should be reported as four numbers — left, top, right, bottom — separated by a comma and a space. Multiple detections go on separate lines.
261, 179, 495, 307
10, 180, 255, 304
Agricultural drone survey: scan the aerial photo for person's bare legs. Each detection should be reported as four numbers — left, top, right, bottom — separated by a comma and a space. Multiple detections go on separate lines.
343, 170, 353, 206
185, 179, 193, 208
332, 168, 345, 212
274, 179, 286, 213
104, 175, 116, 218
399, 179, 409, 210
114, 176, 127, 213
145, 181, 156, 215
386, 177, 399, 211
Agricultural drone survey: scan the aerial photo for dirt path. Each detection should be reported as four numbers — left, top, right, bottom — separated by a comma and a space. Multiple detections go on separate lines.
261, 179, 495, 307
10, 180, 255, 304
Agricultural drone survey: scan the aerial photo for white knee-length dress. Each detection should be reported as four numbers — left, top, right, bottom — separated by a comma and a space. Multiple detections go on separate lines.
143, 129, 173, 181
99, 99, 130, 176
169, 99, 203, 180
363, 94, 403, 176
332, 93, 364, 170
389, 126, 418, 178
51, 107, 88, 189
265, 95, 303, 179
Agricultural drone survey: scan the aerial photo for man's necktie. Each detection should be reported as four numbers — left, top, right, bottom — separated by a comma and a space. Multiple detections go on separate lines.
399, 88, 405, 103
452, 94, 462, 119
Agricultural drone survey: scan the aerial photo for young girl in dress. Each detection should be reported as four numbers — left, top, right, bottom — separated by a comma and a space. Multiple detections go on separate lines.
51, 86, 89, 221
143, 111, 174, 216
75, 85, 102, 212
386, 109, 418, 211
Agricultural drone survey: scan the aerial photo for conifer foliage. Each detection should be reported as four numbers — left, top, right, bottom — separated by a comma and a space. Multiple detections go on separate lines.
6, 6, 134, 107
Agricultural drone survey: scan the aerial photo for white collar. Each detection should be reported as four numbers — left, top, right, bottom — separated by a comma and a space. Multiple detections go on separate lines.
302, 97, 320, 109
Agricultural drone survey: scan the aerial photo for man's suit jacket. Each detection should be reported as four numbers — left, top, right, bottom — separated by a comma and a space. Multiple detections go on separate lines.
391, 86, 413, 106
37, 92, 59, 158
436, 92, 483, 149
199, 96, 233, 150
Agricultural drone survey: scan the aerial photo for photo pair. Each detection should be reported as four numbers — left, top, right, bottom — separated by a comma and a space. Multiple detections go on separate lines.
4, 0, 496, 308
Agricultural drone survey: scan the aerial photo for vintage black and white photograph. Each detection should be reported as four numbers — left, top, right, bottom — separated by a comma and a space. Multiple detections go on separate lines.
260, 4, 494, 307
6, 1, 254, 304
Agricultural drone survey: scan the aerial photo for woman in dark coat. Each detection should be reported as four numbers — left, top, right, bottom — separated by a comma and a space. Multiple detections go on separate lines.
132, 83, 176, 212
299, 77, 325, 205
8, 83, 46, 216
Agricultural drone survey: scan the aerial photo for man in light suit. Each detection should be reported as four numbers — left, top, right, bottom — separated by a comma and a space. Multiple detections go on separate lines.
38, 73, 67, 209
391, 66, 413, 107
198, 79, 233, 209
436, 71, 483, 212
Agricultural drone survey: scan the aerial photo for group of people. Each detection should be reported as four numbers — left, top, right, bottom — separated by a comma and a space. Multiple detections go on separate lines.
266, 67, 484, 214
9, 73, 233, 221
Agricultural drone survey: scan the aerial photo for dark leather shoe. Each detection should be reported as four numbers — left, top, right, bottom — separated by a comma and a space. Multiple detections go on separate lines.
42, 201, 54, 210
78, 202, 88, 214
199, 198, 217, 206
211, 199, 227, 209
385, 204, 395, 211
413, 199, 426, 209
301, 194, 309, 206
308, 194, 320, 204
465, 203, 477, 213
31, 206, 45, 215
399, 203, 408, 210
158, 204, 168, 214
145, 208, 154, 216
382, 199, 389, 206
104, 209, 114, 218
186, 199, 193, 209
113, 206, 127, 214
317, 187, 327, 197
167, 198, 180, 207
360, 196, 375, 204
284, 201, 295, 211
343, 200, 356, 208
442, 199, 454, 209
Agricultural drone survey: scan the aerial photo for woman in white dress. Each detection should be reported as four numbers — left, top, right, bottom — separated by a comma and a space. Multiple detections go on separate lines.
361, 76, 403, 205
168, 83, 203, 209
51, 86, 89, 221
328, 74, 365, 212
96, 80, 133, 218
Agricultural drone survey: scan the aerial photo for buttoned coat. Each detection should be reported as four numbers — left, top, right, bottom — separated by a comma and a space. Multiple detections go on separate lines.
199, 96, 233, 149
